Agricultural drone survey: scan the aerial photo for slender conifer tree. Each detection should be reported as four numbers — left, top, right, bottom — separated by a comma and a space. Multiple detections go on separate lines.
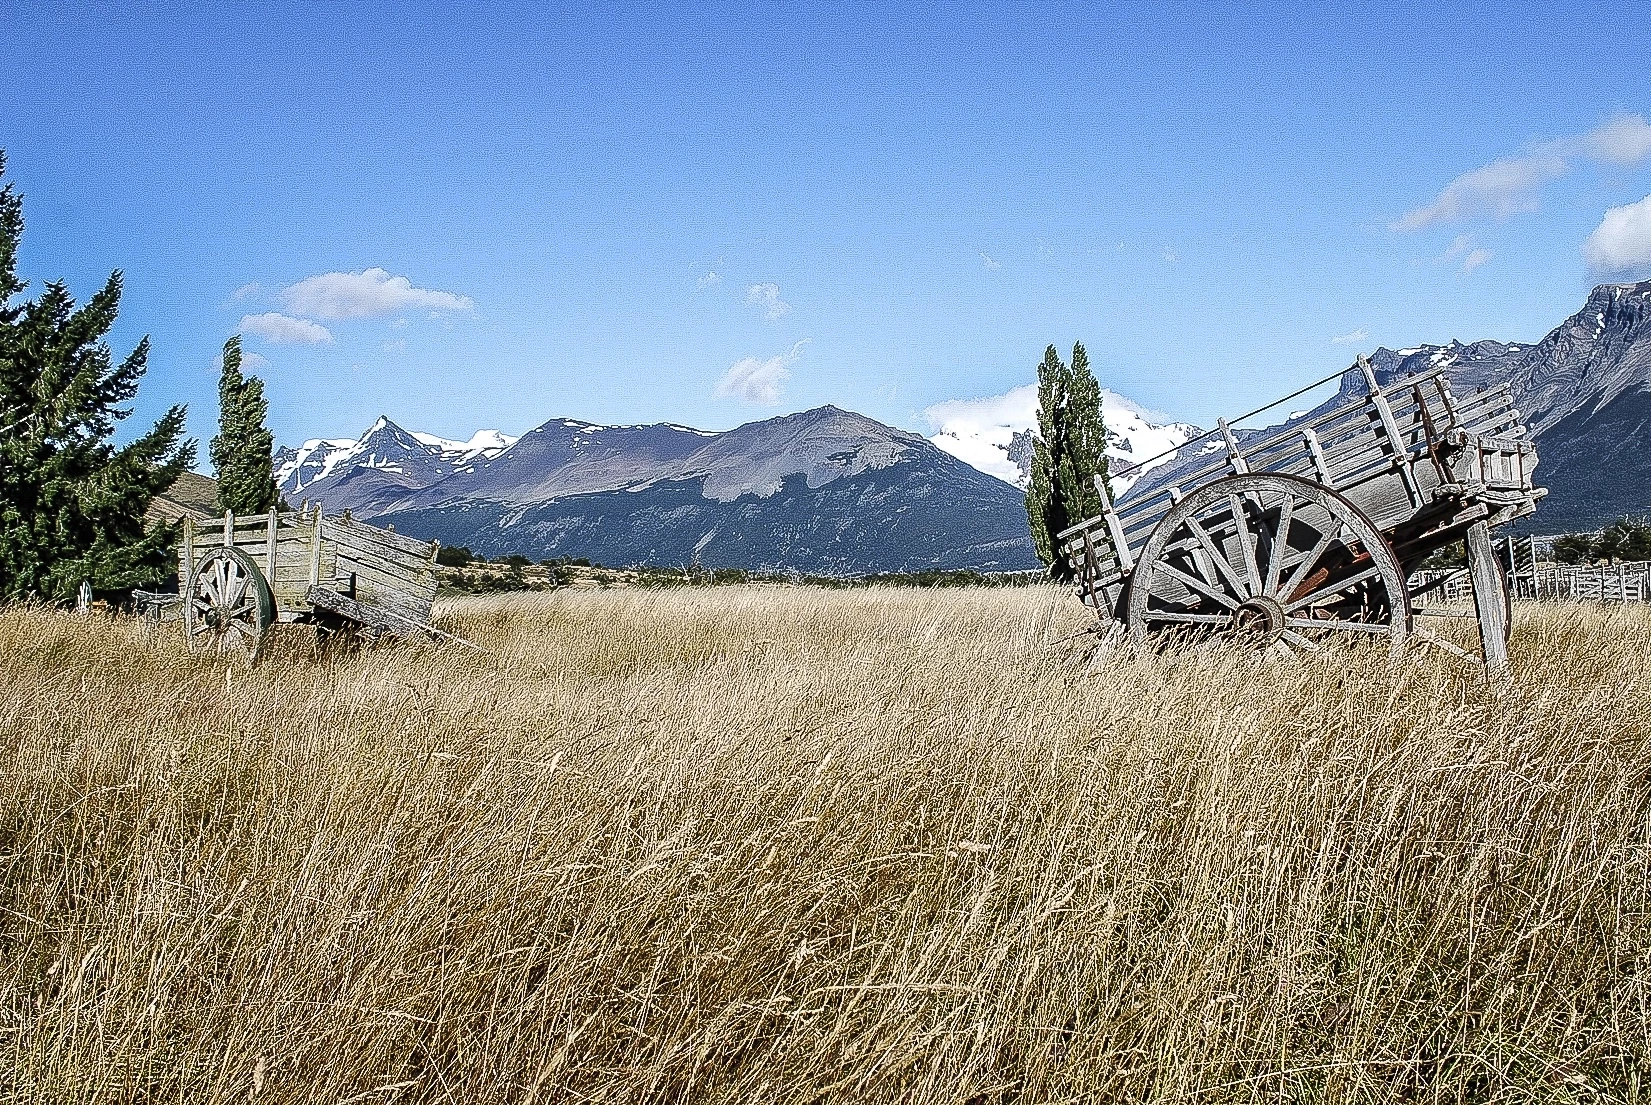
210, 335, 279, 515
1025, 341, 1110, 578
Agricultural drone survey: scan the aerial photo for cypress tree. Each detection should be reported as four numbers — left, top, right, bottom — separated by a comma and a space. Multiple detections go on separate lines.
209, 335, 279, 515
1024, 341, 1111, 579
0, 151, 194, 601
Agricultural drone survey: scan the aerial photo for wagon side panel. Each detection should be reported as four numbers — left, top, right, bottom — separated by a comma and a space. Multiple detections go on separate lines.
322, 516, 440, 626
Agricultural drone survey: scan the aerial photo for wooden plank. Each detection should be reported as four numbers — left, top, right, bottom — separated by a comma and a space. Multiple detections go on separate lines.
264, 509, 279, 581
1465, 520, 1509, 682
328, 538, 436, 589
308, 507, 324, 587
324, 515, 437, 562
306, 586, 423, 637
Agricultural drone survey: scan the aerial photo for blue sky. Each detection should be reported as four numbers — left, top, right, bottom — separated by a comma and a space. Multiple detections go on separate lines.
4, 1, 1651, 456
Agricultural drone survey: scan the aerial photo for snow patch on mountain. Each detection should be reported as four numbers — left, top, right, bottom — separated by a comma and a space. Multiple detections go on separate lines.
410, 428, 518, 467
923, 385, 1201, 493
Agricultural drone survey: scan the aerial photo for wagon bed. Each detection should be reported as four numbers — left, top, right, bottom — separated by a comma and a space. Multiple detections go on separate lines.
1059, 357, 1544, 671
178, 506, 441, 659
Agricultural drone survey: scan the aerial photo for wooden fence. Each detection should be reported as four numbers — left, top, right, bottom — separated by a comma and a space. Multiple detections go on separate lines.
1411, 533, 1651, 607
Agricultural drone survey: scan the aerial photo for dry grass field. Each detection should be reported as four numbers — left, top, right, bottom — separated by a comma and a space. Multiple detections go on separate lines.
1, 588, 1648, 1103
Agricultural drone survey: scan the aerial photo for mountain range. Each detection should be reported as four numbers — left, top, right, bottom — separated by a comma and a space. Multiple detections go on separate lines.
275, 279, 1651, 570
277, 407, 1040, 573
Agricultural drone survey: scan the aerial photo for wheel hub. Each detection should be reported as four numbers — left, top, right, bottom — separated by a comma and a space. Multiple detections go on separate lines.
1232, 594, 1286, 643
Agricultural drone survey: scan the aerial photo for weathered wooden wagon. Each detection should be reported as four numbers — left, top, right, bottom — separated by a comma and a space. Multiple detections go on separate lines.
1058, 356, 1543, 673
176, 505, 441, 660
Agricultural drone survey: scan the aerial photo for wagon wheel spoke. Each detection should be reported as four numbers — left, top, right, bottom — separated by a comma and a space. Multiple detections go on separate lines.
1278, 629, 1322, 652
1140, 611, 1234, 626
223, 562, 249, 609
1150, 560, 1240, 610
1127, 473, 1409, 654
1180, 513, 1247, 597
1284, 616, 1388, 635
1263, 493, 1292, 596
1228, 493, 1262, 597
1284, 565, 1382, 615
1278, 528, 1339, 606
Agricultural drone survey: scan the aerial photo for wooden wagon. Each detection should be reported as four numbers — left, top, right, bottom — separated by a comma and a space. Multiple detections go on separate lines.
1058, 356, 1543, 673
177, 505, 441, 660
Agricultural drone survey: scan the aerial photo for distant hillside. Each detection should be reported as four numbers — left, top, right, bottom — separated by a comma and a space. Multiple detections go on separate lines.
1126, 280, 1651, 534
275, 406, 1039, 573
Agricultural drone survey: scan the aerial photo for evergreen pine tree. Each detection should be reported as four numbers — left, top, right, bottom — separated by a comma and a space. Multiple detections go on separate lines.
1024, 341, 1111, 579
1025, 345, 1068, 567
209, 335, 279, 515
0, 151, 194, 601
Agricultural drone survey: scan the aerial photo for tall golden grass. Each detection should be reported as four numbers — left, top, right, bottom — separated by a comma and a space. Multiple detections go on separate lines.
1, 587, 1648, 1102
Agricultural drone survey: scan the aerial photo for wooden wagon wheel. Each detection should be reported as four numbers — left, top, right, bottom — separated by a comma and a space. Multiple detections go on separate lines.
184, 547, 276, 662
1125, 473, 1411, 657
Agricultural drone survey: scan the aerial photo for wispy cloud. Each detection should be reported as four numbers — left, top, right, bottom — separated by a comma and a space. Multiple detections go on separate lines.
281, 268, 474, 321
1161, 246, 1178, 263
697, 271, 722, 289
1584, 194, 1651, 275
231, 282, 260, 302
239, 312, 332, 344
744, 282, 791, 320
1394, 114, 1651, 231
979, 251, 1001, 270
1440, 234, 1493, 273
716, 339, 809, 406
1330, 327, 1369, 345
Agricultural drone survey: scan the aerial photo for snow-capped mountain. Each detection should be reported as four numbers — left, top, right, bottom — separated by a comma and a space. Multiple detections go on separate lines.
923, 384, 1202, 494
1126, 280, 1651, 533
275, 407, 1038, 573
274, 417, 515, 515
1333, 280, 1651, 532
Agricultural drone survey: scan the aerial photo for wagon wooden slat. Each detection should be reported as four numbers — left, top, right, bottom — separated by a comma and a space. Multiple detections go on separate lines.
1059, 356, 1544, 675
177, 505, 441, 662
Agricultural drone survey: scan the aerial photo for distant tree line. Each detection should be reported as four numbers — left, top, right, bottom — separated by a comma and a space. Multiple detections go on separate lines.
1551, 518, 1651, 565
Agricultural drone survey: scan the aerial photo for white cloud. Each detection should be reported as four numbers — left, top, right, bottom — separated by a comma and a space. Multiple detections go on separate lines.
697, 271, 722, 289
1161, 246, 1178, 263
1583, 194, 1651, 274
1394, 114, 1651, 231
382, 338, 408, 353
231, 282, 260, 302
1440, 234, 1493, 273
280, 268, 474, 321
744, 282, 791, 320
1393, 155, 1566, 231
1583, 115, 1651, 165
1330, 327, 1369, 345
240, 312, 333, 344
716, 339, 808, 405
980, 251, 1001, 270
242, 350, 270, 370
